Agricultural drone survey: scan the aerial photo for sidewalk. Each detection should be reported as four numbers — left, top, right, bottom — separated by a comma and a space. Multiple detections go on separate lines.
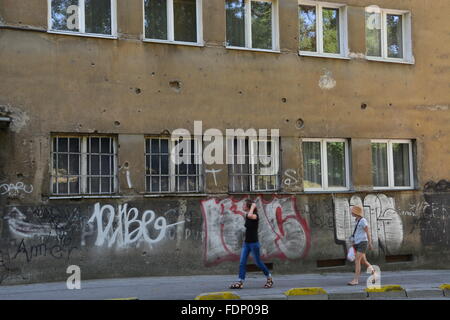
0, 270, 448, 300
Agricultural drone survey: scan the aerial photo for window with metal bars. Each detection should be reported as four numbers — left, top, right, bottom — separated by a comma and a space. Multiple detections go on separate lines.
51, 136, 118, 195
228, 137, 280, 192
145, 137, 203, 193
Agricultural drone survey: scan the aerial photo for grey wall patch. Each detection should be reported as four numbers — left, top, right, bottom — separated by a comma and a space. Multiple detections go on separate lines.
319, 70, 336, 90
0, 105, 30, 133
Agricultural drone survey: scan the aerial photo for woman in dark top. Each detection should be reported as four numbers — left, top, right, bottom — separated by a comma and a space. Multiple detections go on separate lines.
229, 199, 273, 289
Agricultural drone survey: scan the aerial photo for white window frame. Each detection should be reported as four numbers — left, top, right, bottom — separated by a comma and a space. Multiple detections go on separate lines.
249, 137, 280, 192
47, 0, 118, 39
145, 136, 204, 194
371, 139, 414, 190
225, 0, 280, 53
365, 7, 414, 64
298, 1, 349, 59
142, 0, 204, 47
302, 138, 350, 192
50, 135, 119, 197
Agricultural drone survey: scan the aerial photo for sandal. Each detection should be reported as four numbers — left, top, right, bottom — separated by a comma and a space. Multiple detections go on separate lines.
264, 277, 274, 289
229, 281, 244, 289
347, 281, 358, 286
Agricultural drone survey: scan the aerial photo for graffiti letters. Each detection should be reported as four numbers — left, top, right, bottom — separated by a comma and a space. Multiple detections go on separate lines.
334, 194, 404, 256
0, 182, 33, 197
200, 196, 310, 266
88, 203, 185, 248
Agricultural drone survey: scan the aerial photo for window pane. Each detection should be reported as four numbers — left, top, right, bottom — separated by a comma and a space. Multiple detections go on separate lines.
393, 143, 411, 186
85, 0, 112, 35
299, 5, 316, 52
69, 154, 80, 175
51, 0, 80, 32
303, 142, 322, 188
90, 155, 100, 175
58, 137, 68, 153
144, 0, 168, 40
69, 138, 80, 152
174, 0, 197, 43
365, 11, 381, 57
387, 14, 403, 59
251, 1, 272, 50
327, 142, 346, 188
100, 138, 111, 153
101, 155, 111, 175
226, 0, 246, 47
90, 138, 100, 153
372, 143, 388, 187
322, 8, 340, 54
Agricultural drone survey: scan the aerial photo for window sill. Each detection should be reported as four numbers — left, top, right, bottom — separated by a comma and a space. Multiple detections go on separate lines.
143, 193, 208, 197
226, 46, 281, 54
299, 51, 350, 60
373, 187, 416, 191
48, 195, 122, 200
142, 39, 205, 47
47, 30, 118, 40
366, 56, 415, 65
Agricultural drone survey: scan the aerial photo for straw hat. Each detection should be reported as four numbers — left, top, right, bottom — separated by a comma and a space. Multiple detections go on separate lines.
351, 206, 363, 217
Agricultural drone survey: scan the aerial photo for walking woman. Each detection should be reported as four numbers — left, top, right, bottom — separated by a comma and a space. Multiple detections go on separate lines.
229, 199, 273, 289
348, 205, 375, 286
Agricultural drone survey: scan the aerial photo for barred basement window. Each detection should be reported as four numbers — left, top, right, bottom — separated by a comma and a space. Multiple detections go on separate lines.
228, 137, 280, 192
145, 137, 203, 193
51, 136, 118, 195
48, 0, 117, 37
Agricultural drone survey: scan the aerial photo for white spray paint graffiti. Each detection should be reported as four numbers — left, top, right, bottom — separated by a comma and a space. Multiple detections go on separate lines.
205, 169, 222, 187
319, 70, 336, 90
200, 196, 310, 266
5, 207, 66, 238
334, 194, 403, 256
282, 169, 299, 186
88, 203, 185, 249
0, 182, 33, 196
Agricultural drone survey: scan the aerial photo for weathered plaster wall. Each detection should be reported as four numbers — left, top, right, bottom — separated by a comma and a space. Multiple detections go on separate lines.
0, 0, 449, 284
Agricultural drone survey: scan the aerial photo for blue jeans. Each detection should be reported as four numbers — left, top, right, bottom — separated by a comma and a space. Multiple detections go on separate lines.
238, 242, 271, 282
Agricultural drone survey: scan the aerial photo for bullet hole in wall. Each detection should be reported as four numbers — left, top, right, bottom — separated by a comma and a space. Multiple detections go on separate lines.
114, 121, 121, 127
361, 103, 368, 110
135, 88, 142, 94
151, 72, 156, 76
282, 98, 287, 103
296, 119, 305, 129
169, 80, 182, 92
17, 173, 23, 178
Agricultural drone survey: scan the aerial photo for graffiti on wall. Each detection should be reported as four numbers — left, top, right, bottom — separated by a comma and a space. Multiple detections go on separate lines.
421, 180, 450, 247
0, 182, 33, 197
334, 194, 404, 256
200, 196, 310, 266
87, 202, 186, 249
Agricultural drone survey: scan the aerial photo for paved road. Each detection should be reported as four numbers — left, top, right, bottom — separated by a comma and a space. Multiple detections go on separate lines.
0, 269, 449, 300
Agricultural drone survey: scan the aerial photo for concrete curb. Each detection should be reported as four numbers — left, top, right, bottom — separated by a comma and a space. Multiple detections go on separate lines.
195, 292, 241, 300
406, 289, 445, 299
107, 297, 139, 300
366, 285, 407, 299
440, 284, 450, 297
285, 288, 328, 300
328, 292, 368, 300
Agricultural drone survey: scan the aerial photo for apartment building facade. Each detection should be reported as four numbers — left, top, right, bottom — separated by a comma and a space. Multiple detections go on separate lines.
0, 0, 449, 284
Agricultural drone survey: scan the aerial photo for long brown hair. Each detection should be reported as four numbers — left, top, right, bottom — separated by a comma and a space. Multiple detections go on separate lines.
245, 199, 257, 214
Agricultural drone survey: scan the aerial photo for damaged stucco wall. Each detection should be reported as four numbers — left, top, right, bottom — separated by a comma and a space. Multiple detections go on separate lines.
0, 0, 449, 284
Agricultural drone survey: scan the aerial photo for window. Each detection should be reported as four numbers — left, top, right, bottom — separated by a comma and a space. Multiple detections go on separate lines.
228, 137, 280, 192
365, 7, 413, 63
143, 0, 203, 45
48, 0, 117, 37
302, 138, 350, 191
226, 0, 279, 51
51, 136, 118, 195
299, 1, 348, 58
145, 137, 203, 193
371, 140, 414, 189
